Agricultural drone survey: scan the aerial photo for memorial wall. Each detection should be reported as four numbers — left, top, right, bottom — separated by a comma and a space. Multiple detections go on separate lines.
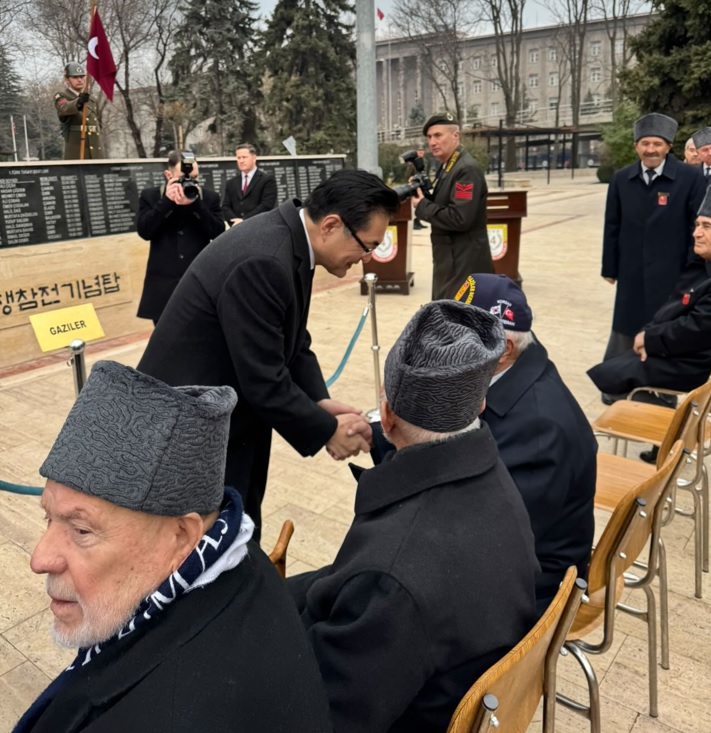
0, 155, 345, 370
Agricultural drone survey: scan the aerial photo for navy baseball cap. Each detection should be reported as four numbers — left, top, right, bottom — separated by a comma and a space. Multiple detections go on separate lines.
453, 273, 533, 331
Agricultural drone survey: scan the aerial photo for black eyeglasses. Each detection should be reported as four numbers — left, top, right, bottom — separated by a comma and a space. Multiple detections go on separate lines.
343, 221, 378, 255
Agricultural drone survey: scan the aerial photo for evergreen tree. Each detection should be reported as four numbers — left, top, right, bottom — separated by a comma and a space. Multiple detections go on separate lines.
619, 0, 711, 134
0, 47, 25, 160
169, 0, 262, 154
261, 0, 356, 155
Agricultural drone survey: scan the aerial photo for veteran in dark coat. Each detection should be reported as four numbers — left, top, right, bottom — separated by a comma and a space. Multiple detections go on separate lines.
222, 143, 278, 225
590, 187, 711, 396
136, 152, 225, 324
601, 113, 705, 366
54, 62, 103, 160
138, 170, 399, 540
288, 301, 539, 733
413, 113, 493, 300
14, 361, 331, 733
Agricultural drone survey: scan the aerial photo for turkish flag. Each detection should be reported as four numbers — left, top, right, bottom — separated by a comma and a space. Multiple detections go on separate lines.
376, 7, 384, 20
86, 10, 116, 101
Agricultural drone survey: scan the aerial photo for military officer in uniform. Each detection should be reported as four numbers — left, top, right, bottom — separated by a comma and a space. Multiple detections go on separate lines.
55, 62, 103, 160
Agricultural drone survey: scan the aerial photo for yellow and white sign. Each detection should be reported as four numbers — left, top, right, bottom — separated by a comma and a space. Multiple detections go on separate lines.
372, 225, 398, 263
487, 223, 508, 261
29, 303, 105, 352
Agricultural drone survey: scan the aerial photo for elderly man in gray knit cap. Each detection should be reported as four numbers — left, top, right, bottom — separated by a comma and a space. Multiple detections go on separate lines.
15, 361, 330, 733
692, 126, 711, 180
600, 112, 706, 404
287, 301, 539, 733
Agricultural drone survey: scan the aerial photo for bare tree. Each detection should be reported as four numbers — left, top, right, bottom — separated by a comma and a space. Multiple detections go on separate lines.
391, 0, 481, 123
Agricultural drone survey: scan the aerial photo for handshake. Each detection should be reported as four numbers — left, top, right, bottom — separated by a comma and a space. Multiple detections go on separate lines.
319, 399, 373, 460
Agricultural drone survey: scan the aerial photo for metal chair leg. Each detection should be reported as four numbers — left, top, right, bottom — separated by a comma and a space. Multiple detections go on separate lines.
642, 584, 659, 718
700, 465, 709, 573
558, 642, 602, 733
658, 537, 670, 670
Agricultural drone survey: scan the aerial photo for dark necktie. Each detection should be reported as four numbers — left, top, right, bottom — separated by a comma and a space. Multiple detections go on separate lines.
645, 168, 656, 185
242, 174, 249, 194
705, 167, 711, 182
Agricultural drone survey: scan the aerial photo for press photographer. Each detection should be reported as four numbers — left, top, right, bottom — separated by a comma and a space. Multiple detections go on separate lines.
136, 150, 225, 325
411, 113, 493, 300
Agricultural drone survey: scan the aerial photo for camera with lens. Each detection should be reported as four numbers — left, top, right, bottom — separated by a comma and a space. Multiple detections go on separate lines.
393, 149, 432, 201
178, 150, 200, 201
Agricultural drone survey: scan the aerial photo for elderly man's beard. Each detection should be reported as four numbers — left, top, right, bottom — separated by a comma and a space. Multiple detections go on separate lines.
46, 574, 156, 649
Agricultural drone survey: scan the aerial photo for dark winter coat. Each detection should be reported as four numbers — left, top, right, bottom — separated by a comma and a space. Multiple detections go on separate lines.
482, 339, 597, 611
415, 146, 493, 300
136, 185, 225, 322
602, 154, 706, 336
22, 546, 332, 733
137, 201, 336, 535
588, 258, 711, 394
287, 426, 539, 733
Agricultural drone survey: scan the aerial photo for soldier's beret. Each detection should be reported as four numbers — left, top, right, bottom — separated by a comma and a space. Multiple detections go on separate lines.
423, 113, 459, 135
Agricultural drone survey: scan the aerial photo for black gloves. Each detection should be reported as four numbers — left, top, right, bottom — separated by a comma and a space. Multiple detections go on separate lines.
77, 92, 90, 109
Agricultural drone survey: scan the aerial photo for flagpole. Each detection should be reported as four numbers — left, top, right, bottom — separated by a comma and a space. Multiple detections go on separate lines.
23, 115, 30, 161
80, 0, 97, 161
10, 116, 18, 161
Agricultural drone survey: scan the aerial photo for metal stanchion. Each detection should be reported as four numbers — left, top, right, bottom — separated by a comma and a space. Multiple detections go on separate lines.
363, 273, 382, 422
68, 339, 87, 397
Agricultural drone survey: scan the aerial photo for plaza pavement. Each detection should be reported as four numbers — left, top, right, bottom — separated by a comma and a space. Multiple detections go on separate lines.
0, 171, 709, 732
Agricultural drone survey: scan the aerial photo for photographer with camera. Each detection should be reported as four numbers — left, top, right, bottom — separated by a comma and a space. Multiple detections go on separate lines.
137, 151, 225, 325
411, 113, 493, 300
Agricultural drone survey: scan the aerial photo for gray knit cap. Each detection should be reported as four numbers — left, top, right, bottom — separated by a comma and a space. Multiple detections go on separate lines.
633, 113, 677, 143
40, 361, 237, 516
384, 300, 506, 432
692, 127, 711, 150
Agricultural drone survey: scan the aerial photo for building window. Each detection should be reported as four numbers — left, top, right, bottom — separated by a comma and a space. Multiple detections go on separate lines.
549, 73, 559, 87
490, 80, 501, 92
549, 47, 557, 62
591, 41, 601, 57
592, 94, 601, 106
457, 81, 464, 99
614, 39, 624, 55
473, 56, 481, 70
529, 49, 539, 63
590, 67, 602, 83
527, 99, 538, 112
472, 80, 482, 94
491, 102, 500, 117
528, 74, 539, 88
490, 56, 497, 69
549, 97, 559, 109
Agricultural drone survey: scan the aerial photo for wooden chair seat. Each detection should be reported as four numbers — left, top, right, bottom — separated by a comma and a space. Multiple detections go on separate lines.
591, 400, 673, 445
595, 453, 654, 512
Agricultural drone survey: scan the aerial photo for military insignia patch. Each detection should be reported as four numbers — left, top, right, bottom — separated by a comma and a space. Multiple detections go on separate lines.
455, 275, 476, 304
455, 182, 473, 200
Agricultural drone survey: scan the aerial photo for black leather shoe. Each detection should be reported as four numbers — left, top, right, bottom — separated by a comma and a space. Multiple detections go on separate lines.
640, 446, 659, 464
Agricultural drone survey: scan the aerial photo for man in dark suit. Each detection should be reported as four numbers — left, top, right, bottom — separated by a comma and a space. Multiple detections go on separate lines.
138, 169, 400, 540
288, 301, 538, 733
412, 113, 493, 300
222, 143, 278, 226
454, 273, 596, 613
136, 151, 225, 325
600, 113, 706, 401
589, 187, 711, 401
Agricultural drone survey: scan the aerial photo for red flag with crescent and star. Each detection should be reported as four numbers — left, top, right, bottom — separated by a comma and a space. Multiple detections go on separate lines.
86, 10, 116, 101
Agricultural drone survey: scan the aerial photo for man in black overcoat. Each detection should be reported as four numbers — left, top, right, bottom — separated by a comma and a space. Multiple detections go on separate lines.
288, 301, 539, 733
600, 113, 706, 399
412, 113, 493, 300
136, 151, 225, 325
589, 187, 711, 398
138, 169, 400, 540
222, 143, 278, 226
14, 361, 331, 733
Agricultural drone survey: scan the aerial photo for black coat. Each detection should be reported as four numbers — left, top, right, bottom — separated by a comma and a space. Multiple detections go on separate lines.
222, 168, 278, 223
602, 154, 706, 336
482, 340, 597, 610
24, 546, 332, 733
414, 146, 493, 300
136, 186, 225, 322
287, 426, 539, 733
588, 258, 711, 394
137, 201, 336, 533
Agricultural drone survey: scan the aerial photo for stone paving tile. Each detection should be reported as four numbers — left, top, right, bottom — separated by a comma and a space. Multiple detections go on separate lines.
1, 180, 709, 733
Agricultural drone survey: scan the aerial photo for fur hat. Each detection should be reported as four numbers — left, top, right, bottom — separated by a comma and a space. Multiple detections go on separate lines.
633, 113, 677, 143
40, 361, 237, 516
698, 188, 711, 218
692, 127, 711, 150
384, 300, 506, 432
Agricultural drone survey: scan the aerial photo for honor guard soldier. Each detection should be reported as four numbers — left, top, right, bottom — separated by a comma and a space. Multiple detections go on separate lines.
55, 61, 104, 160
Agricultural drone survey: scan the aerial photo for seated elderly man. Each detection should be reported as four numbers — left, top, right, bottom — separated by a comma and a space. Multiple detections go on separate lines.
14, 361, 330, 733
588, 189, 711, 405
287, 301, 539, 733
453, 274, 597, 613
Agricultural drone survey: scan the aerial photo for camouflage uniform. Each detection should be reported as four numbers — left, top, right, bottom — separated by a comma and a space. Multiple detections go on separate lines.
54, 87, 104, 160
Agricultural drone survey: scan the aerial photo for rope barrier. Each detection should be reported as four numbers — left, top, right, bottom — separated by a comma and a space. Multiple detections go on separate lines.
0, 479, 43, 496
325, 305, 370, 389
